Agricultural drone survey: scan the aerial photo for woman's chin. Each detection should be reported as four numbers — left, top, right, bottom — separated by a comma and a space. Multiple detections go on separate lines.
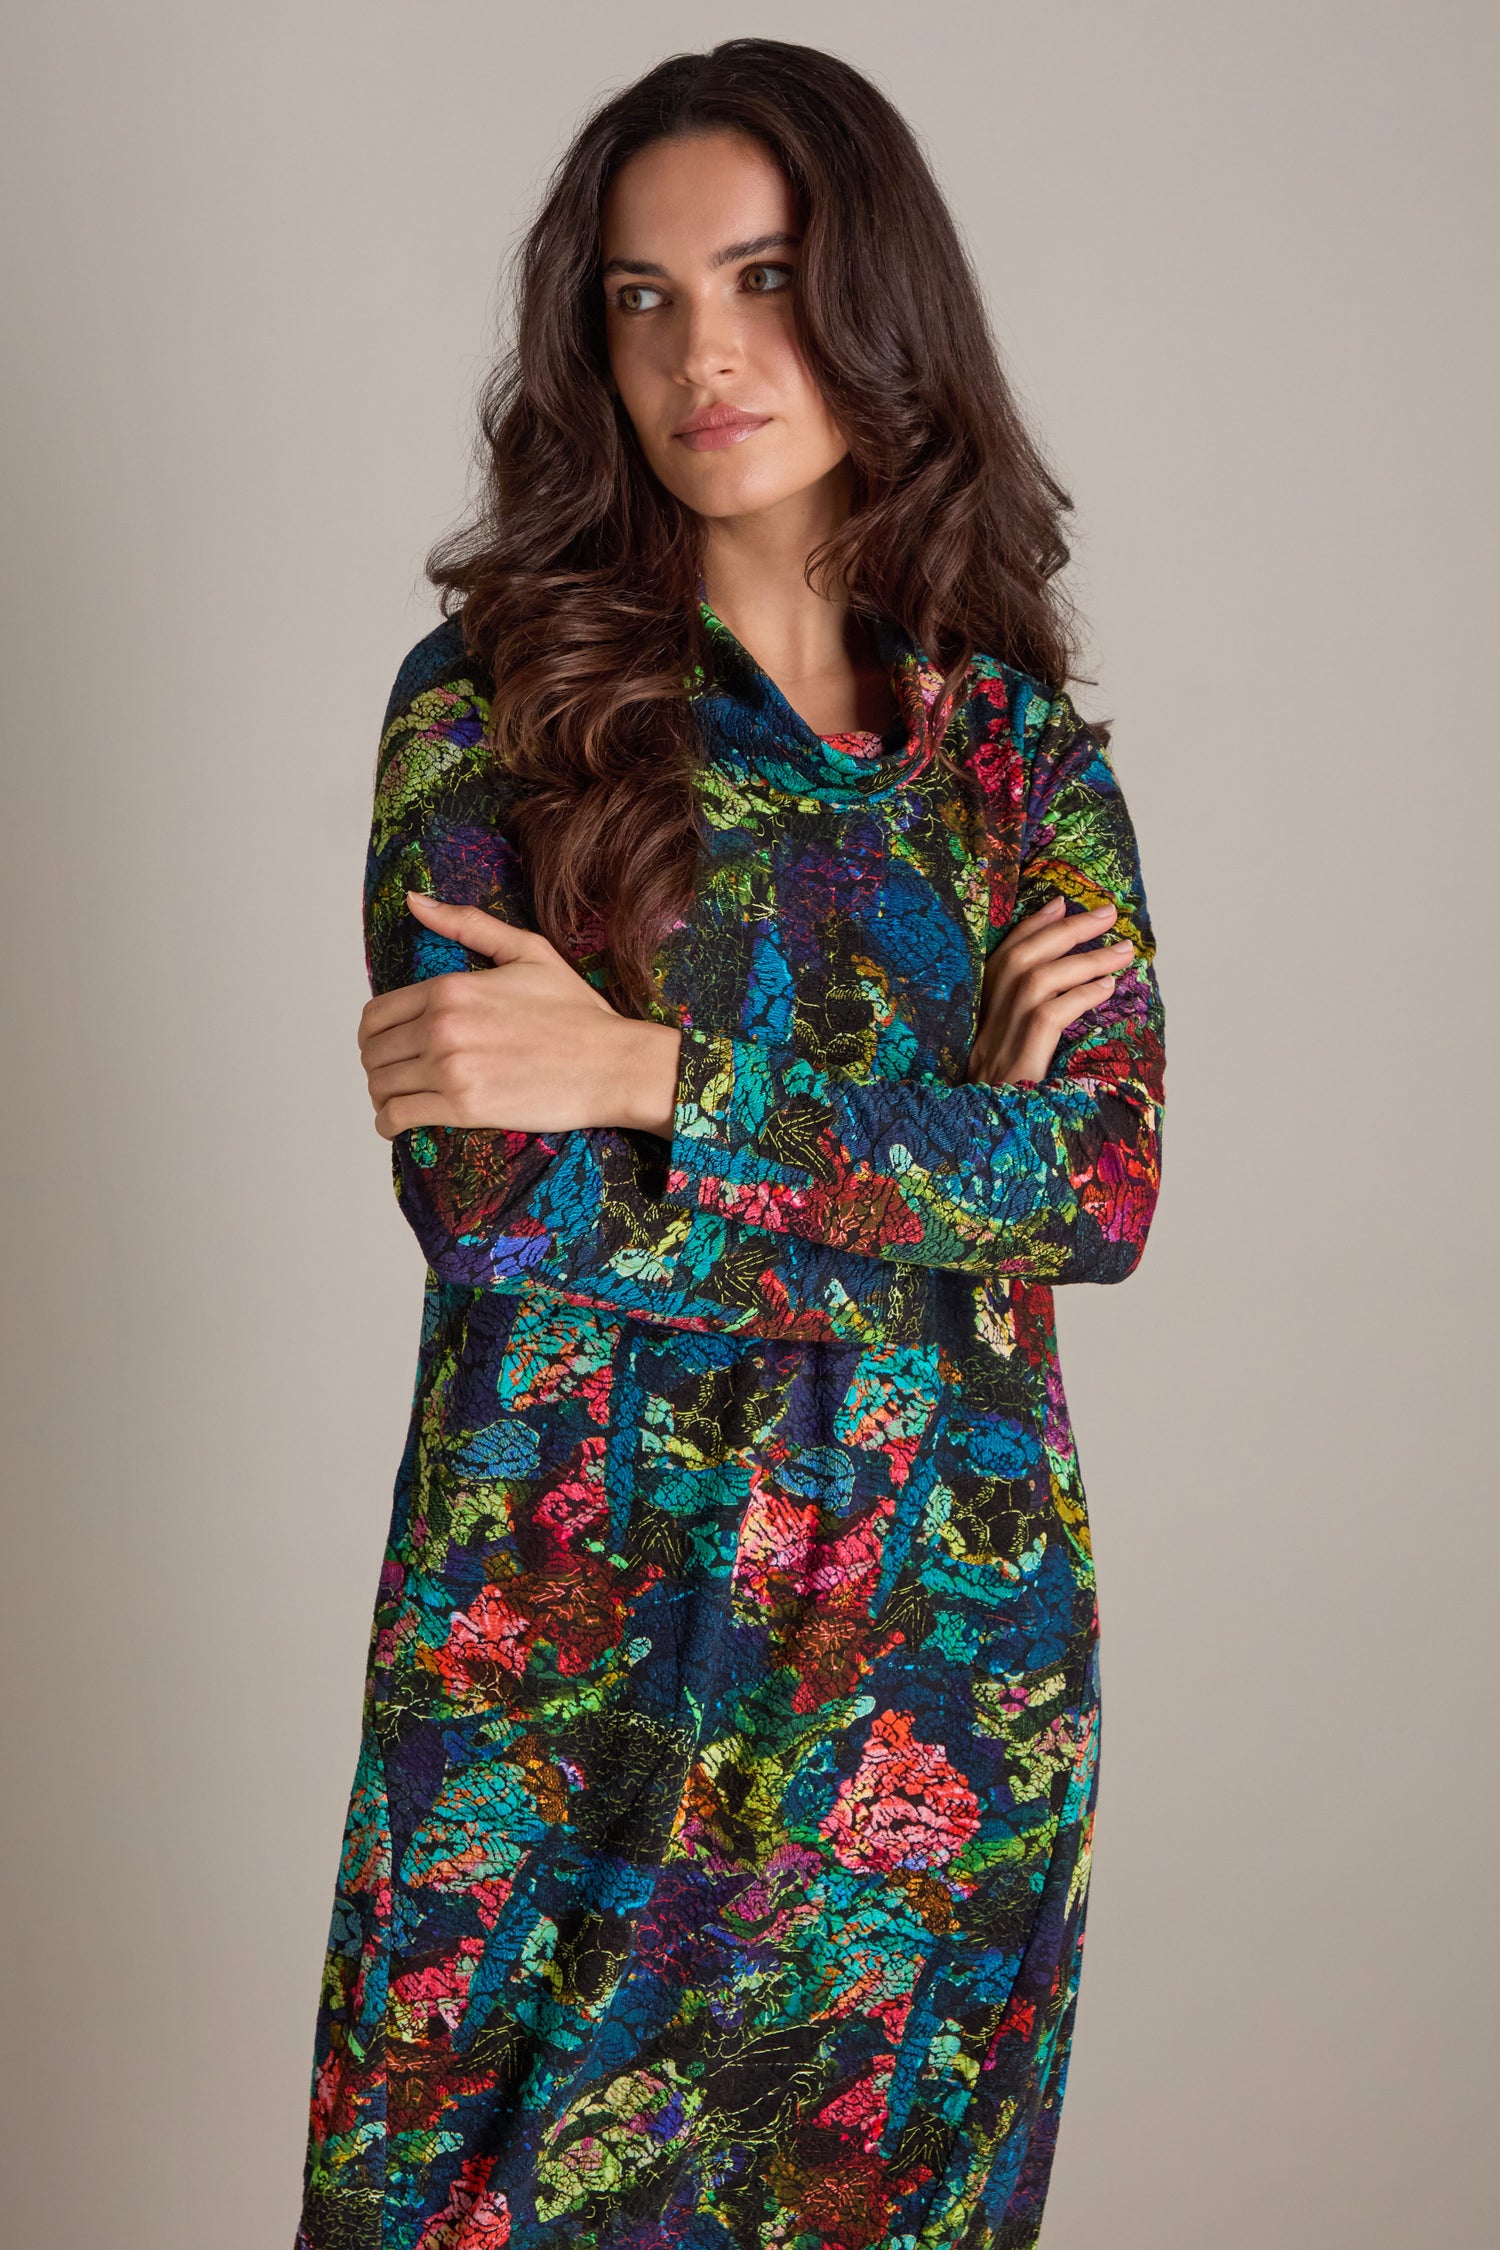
664, 465, 841, 528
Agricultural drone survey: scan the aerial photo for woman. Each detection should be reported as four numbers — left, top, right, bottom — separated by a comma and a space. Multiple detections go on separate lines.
297, 37, 1163, 2250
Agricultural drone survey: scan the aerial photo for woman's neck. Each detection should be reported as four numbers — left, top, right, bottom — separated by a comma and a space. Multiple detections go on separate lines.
701, 480, 896, 738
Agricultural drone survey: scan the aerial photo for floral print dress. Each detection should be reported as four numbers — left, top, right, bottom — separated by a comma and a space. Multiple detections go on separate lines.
296, 599, 1165, 2250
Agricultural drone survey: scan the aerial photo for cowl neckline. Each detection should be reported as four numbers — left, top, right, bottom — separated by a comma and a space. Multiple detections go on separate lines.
689, 594, 957, 806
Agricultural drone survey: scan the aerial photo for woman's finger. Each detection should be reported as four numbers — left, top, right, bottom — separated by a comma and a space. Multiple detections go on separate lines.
1014, 942, 1132, 1011
373, 1093, 466, 1141
987, 902, 1120, 985
405, 890, 552, 967
359, 962, 512, 1051
359, 1018, 429, 1069
982, 896, 1066, 980
1010, 894, 1069, 934
359, 982, 433, 1041
364, 1057, 446, 1104
982, 893, 1064, 964
1048, 973, 1123, 1029
1010, 895, 1115, 939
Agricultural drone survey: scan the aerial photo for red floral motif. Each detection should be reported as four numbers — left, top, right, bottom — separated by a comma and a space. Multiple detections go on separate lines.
431, 1559, 640, 1692
735, 1485, 817, 1592
734, 1487, 891, 1609
393, 1935, 485, 2028
431, 1584, 530, 1688
814, 2057, 895, 2153
310, 2044, 365, 2144
469, 1880, 510, 1930
732, 1487, 902, 1709
788, 1608, 904, 1712
983, 1996, 1037, 2070
1010, 1279, 1055, 1369
1080, 1133, 1158, 1246
413, 2152, 511, 2248
819, 1709, 981, 1872
531, 1437, 609, 1554
869, 1993, 912, 2045
776, 2146, 894, 2250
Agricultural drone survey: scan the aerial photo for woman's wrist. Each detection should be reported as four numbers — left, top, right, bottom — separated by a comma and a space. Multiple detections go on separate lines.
603, 1017, 683, 1138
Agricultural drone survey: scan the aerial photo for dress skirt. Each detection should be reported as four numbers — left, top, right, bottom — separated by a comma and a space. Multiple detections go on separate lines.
298, 1283, 1101, 2250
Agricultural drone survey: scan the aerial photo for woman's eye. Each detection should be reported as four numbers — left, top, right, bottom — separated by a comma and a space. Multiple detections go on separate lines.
742, 263, 794, 295
613, 283, 666, 314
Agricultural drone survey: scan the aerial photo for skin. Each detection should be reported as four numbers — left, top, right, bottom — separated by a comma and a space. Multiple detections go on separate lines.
360, 128, 1131, 1145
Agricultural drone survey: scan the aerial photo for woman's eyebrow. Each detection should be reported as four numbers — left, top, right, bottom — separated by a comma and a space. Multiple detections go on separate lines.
709, 230, 801, 268
600, 231, 801, 279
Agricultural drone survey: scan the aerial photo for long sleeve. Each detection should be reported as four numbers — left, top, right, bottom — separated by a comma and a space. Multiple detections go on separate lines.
661, 690, 1165, 1284
365, 640, 934, 1345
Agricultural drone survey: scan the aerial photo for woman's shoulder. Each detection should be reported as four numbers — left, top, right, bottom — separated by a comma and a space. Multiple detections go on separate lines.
965, 646, 1113, 773
371, 611, 504, 848
949, 647, 1067, 796
381, 611, 494, 733
962, 646, 1073, 744
949, 650, 1121, 860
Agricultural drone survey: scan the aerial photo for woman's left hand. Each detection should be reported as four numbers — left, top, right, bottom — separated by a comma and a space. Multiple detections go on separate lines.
358, 892, 683, 1140
966, 894, 1133, 1088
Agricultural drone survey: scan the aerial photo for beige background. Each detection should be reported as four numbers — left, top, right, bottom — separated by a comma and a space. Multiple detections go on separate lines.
3, 3, 1495, 2242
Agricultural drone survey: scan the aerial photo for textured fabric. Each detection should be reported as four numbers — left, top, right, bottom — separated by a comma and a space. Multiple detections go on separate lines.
295, 599, 1165, 2250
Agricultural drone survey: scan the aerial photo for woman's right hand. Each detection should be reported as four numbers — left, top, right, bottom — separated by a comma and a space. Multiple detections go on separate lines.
967, 895, 1134, 1088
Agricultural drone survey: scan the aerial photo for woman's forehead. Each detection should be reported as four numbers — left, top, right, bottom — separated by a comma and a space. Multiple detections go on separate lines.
601, 131, 794, 261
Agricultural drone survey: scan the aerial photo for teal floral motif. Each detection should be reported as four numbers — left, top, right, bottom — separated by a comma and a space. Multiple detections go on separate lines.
296, 597, 1165, 2249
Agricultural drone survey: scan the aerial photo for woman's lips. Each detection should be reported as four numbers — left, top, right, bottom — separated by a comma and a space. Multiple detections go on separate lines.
674, 412, 771, 452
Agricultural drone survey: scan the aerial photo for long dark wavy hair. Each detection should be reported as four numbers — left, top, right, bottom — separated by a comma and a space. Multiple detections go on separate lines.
428, 37, 1082, 1014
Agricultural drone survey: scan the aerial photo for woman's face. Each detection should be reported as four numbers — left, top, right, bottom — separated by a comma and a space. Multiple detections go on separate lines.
600, 129, 849, 526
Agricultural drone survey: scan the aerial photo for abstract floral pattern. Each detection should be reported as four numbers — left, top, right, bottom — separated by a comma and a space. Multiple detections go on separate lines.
295, 598, 1165, 2249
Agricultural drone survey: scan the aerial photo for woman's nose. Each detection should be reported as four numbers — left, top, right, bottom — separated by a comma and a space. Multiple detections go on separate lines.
675, 295, 742, 388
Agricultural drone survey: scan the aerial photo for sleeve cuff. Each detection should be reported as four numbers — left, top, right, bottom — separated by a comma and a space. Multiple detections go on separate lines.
668, 1027, 772, 1175
664, 1026, 833, 1203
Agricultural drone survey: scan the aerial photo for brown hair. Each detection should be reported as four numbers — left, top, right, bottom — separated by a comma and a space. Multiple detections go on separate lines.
428, 37, 1081, 1013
